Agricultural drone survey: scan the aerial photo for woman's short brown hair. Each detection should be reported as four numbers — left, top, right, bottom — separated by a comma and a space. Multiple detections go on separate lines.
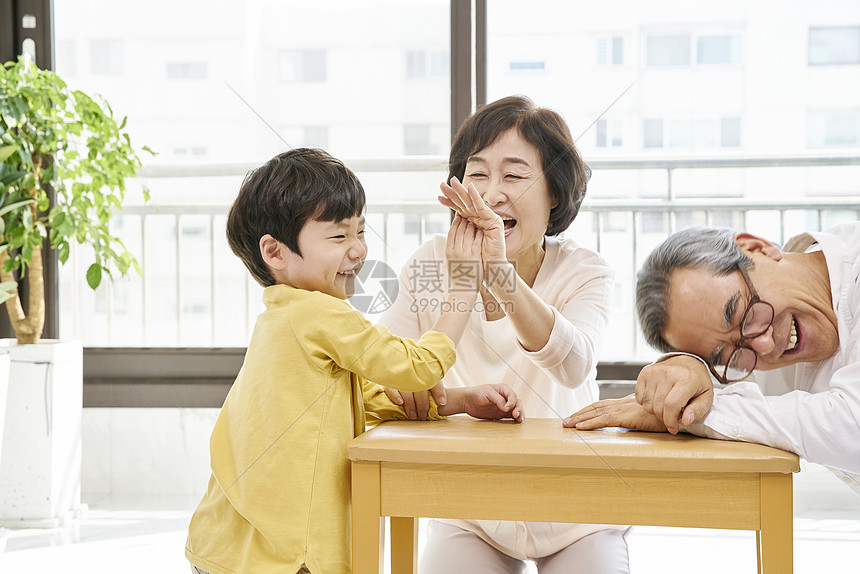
447, 95, 590, 236
226, 148, 366, 287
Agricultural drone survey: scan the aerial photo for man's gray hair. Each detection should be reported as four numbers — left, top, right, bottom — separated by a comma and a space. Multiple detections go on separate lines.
636, 227, 753, 353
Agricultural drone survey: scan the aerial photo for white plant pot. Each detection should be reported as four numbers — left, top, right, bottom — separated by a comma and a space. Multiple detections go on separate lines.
0, 339, 83, 527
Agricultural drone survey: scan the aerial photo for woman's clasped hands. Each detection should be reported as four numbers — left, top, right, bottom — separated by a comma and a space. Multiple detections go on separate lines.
438, 176, 507, 266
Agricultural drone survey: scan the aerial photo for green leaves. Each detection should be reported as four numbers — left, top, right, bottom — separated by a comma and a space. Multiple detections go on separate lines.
0, 55, 150, 322
0, 198, 35, 217
0, 144, 17, 163
86, 263, 102, 290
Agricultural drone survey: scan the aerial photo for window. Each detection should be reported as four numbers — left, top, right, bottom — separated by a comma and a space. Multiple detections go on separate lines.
596, 119, 623, 148
172, 146, 208, 157
643, 119, 664, 148
721, 118, 741, 147
56, 40, 76, 75
508, 60, 546, 71
668, 119, 715, 148
54, 0, 451, 348
641, 211, 669, 234
809, 111, 860, 147
809, 26, 860, 65
596, 36, 624, 66
643, 118, 741, 149
404, 124, 445, 155
646, 34, 691, 66
303, 126, 329, 149
697, 35, 741, 65
47, 0, 860, 367
278, 49, 327, 82
167, 62, 209, 79
645, 32, 741, 67
483, 2, 859, 362
91, 39, 123, 75
406, 49, 449, 78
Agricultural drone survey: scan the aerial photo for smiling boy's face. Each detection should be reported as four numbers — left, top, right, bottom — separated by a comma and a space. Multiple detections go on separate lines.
282, 216, 367, 299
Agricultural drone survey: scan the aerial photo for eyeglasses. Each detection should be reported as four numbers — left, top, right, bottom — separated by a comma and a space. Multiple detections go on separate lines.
707, 265, 774, 385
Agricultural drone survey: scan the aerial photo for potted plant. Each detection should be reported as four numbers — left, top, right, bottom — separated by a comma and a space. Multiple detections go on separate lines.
0, 56, 150, 526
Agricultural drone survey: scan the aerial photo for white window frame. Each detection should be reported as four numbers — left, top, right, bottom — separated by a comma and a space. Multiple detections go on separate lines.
643, 29, 743, 68
595, 35, 625, 67
642, 116, 742, 150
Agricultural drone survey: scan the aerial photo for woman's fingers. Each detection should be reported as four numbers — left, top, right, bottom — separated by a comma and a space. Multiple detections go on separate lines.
459, 179, 489, 216
439, 180, 468, 214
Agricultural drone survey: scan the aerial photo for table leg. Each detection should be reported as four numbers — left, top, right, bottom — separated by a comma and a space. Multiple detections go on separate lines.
759, 473, 793, 574
352, 461, 383, 574
391, 516, 418, 574
756, 530, 762, 574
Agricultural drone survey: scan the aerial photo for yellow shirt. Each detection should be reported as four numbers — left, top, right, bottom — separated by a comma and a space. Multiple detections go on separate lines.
185, 285, 455, 574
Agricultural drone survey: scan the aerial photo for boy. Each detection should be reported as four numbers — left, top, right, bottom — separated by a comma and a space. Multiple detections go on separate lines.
185, 148, 523, 574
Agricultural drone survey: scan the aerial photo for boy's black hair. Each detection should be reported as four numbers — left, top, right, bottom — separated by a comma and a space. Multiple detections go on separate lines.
226, 148, 366, 287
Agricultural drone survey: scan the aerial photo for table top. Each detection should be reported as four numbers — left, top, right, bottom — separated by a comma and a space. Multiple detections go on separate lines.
348, 417, 800, 474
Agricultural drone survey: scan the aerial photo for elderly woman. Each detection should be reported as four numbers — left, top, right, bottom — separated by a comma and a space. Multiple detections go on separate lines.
379, 95, 628, 573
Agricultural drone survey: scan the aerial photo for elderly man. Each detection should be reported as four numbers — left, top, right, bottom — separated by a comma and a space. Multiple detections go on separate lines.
565, 224, 860, 494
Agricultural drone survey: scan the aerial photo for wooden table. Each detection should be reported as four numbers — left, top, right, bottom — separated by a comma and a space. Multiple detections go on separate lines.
348, 417, 799, 574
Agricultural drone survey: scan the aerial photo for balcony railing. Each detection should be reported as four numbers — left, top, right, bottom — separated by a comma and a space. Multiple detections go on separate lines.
63, 153, 860, 359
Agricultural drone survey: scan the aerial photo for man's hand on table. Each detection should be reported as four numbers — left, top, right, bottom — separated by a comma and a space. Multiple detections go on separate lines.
564, 355, 716, 434
636, 355, 715, 434
563, 394, 668, 432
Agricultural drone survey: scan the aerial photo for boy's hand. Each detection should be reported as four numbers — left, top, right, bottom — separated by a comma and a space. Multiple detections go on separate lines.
442, 384, 524, 422
384, 383, 446, 420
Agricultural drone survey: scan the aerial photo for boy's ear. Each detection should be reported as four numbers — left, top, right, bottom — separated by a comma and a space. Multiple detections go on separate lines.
260, 234, 289, 270
734, 232, 783, 262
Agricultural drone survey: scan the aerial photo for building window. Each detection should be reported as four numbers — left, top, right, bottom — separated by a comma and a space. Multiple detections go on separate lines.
809, 26, 860, 65
720, 117, 741, 147
643, 119, 664, 148
508, 60, 546, 71
596, 36, 624, 66
697, 35, 741, 65
641, 211, 669, 234
643, 118, 742, 149
809, 111, 860, 147
173, 146, 208, 157
278, 49, 327, 82
596, 119, 623, 148
406, 49, 449, 79
303, 126, 329, 149
670, 119, 717, 148
167, 62, 209, 79
645, 34, 691, 66
646, 32, 741, 67
404, 124, 444, 155
56, 40, 77, 76
91, 39, 123, 75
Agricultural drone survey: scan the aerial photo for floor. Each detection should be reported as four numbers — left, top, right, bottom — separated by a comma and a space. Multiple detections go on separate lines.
1, 494, 858, 573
